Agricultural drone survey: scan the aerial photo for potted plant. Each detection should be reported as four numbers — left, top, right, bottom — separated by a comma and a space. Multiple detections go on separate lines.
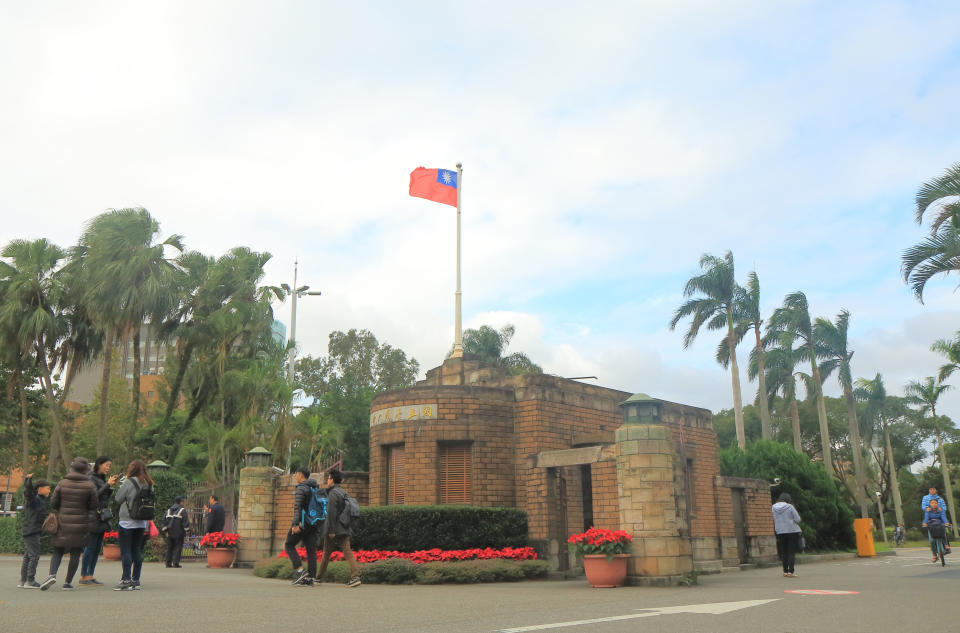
200, 531, 241, 568
568, 527, 633, 587
102, 531, 121, 560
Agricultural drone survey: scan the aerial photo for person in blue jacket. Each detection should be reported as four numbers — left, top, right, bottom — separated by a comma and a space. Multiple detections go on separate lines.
922, 498, 950, 562
921, 486, 951, 554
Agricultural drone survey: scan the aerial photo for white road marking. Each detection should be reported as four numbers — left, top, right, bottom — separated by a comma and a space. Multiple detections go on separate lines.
496, 599, 779, 632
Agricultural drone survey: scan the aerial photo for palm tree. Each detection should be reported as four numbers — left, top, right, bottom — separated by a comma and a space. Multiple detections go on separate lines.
855, 374, 904, 529
448, 324, 542, 374
0, 239, 71, 477
931, 332, 960, 382
760, 333, 805, 452
719, 271, 773, 439
815, 310, 869, 518
766, 292, 832, 472
670, 251, 746, 449
904, 376, 959, 539
902, 162, 960, 301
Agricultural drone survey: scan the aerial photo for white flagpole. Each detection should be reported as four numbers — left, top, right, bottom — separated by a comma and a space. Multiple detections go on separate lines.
451, 162, 464, 358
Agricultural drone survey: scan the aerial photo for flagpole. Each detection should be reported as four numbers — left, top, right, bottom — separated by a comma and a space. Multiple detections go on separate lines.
451, 162, 464, 358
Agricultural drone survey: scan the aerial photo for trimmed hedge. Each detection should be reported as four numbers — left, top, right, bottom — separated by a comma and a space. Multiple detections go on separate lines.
0, 515, 53, 555
349, 506, 528, 551
252, 556, 549, 584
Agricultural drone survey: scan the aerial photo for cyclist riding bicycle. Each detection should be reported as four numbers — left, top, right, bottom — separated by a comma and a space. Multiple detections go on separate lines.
922, 499, 950, 564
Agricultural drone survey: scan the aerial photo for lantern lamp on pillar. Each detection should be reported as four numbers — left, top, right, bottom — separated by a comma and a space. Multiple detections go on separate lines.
244, 446, 273, 468
619, 393, 662, 424
146, 459, 171, 473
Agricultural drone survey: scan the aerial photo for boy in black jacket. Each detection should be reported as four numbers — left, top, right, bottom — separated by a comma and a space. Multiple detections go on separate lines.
19, 474, 51, 588
165, 496, 190, 568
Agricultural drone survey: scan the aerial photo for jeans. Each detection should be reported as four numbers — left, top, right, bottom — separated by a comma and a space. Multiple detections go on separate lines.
81, 531, 105, 576
21, 534, 41, 582
119, 526, 146, 582
166, 536, 184, 567
284, 526, 318, 577
49, 546, 83, 583
317, 534, 359, 580
776, 532, 800, 574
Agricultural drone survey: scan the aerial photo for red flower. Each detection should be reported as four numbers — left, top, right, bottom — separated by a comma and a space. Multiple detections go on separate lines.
200, 531, 241, 549
277, 546, 538, 564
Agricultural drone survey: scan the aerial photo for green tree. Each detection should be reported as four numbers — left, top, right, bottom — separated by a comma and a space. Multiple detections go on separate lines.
670, 251, 747, 449
815, 310, 868, 518
761, 333, 806, 452
766, 292, 833, 474
855, 375, 904, 528
448, 324, 542, 375
902, 162, 960, 301
904, 377, 959, 538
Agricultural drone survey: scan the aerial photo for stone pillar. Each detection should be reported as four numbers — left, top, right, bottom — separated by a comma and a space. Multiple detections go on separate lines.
236, 466, 277, 567
616, 424, 693, 586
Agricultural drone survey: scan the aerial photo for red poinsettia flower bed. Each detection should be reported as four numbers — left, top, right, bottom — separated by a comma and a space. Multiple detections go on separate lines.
567, 527, 632, 557
200, 531, 241, 548
279, 546, 538, 564
102, 531, 119, 544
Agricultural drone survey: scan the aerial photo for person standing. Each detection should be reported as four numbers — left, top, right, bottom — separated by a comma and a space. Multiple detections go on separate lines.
772, 492, 802, 578
164, 496, 189, 568
921, 486, 951, 553
287, 467, 322, 586
80, 456, 118, 585
19, 474, 50, 589
316, 469, 361, 588
40, 458, 98, 591
205, 495, 225, 534
113, 460, 154, 591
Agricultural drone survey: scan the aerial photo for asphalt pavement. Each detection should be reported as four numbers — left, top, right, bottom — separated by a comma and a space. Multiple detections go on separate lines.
0, 548, 953, 633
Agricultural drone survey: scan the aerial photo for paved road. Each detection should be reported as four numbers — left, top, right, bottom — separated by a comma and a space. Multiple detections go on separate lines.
0, 548, 954, 633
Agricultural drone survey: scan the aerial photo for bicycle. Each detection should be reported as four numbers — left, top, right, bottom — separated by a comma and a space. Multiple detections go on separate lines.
927, 523, 949, 566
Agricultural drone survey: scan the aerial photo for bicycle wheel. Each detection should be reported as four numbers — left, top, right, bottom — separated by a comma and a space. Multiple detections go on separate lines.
938, 540, 946, 566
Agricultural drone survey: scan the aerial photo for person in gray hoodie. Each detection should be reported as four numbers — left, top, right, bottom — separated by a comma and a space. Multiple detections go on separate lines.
772, 492, 802, 577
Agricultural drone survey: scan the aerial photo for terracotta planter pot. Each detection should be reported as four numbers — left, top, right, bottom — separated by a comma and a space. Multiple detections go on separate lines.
582, 554, 629, 588
102, 543, 121, 561
206, 547, 237, 568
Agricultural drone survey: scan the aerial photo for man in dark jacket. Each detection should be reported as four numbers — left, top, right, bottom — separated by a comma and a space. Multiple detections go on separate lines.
287, 467, 322, 586
205, 495, 225, 534
19, 474, 50, 588
316, 469, 360, 588
165, 496, 190, 568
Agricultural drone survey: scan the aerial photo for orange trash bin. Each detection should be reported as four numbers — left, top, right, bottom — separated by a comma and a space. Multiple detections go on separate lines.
853, 518, 875, 557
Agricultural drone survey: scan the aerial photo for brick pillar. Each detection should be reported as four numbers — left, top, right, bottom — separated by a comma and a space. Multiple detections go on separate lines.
236, 466, 277, 567
616, 424, 694, 586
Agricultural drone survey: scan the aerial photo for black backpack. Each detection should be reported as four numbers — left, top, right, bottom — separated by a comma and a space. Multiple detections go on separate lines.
128, 479, 156, 521
336, 490, 360, 528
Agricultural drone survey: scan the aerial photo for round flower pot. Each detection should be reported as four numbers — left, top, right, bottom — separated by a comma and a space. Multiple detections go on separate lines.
206, 547, 237, 568
102, 543, 121, 561
582, 554, 629, 588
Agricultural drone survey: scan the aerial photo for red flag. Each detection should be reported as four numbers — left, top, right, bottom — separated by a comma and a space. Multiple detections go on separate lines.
409, 167, 458, 207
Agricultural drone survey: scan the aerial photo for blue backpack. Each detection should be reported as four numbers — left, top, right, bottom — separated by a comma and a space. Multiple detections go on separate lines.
302, 486, 327, 526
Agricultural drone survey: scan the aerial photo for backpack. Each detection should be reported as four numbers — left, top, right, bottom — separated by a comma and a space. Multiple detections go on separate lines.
302, 486, 327, 526
128, 479, 156, 521
337, 490, 360, 528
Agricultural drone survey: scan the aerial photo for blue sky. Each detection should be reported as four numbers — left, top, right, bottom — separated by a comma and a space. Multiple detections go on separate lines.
2, 1, 960, 417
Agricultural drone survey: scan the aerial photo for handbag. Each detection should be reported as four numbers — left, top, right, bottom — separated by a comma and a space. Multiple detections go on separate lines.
42, 512, 59, 535
98, 507, 114, 522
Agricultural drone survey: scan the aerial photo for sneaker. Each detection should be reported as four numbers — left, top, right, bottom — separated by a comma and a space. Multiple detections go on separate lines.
78, 579, 94, 585
173, 565, 182, 568
295, 577, 314, 587
61, 583, 74, 590
88, 578, 103, 586
39, 576, 56, 591
132, 580, 141, 590
345, 577, 361, 588
23, 581, 42, 589
292, 569, 309, 585
113, 580, 134, 591
17, 580, 24, 588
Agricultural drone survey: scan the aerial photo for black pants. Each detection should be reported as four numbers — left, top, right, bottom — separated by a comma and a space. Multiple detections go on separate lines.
49, 546, 83, 583
284, 526, 318, 577
166, 535, 184, 566
777, 532, 800, 574
21, 534, 41, 583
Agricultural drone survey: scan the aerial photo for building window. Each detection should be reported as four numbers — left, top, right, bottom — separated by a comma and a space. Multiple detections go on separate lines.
438, 442, 471, 505
385, 444, 405, 505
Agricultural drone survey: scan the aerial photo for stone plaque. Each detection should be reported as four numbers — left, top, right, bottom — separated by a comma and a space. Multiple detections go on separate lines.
370, 402, 438, 427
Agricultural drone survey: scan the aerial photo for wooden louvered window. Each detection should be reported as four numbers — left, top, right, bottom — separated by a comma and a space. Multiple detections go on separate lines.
386, 444, 405, 505
439, 442, 471, 505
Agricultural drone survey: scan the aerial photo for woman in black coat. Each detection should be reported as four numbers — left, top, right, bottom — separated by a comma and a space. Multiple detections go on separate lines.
80, 456, 119, 585
41, 457, 98, 591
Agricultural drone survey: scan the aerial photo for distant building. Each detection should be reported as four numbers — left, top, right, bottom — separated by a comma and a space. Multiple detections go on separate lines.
271, 320, 287, 346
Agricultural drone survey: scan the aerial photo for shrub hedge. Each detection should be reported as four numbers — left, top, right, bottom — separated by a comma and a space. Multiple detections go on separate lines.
349, 506, 528, 551
252, 556, 549, 584
0, 515, 53, 555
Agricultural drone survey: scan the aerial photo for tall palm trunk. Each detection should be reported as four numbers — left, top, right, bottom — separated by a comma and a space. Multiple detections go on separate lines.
16, 368, 30, 473
97, 326, 115, 454
843, 388, 869, 518
789, 398, 802, 452
727, 314, 746, 450
56, 357, 81, 407
883, 425, 904, 528
809, 355, 832, 473
36, 344, 69, 478
129, 327, 142, 452
932, 412, 960, 538
162, 343, 194, 426
753, 326, 772, 439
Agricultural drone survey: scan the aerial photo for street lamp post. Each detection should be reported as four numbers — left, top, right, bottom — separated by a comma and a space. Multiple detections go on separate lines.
875, 491, 889, 546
